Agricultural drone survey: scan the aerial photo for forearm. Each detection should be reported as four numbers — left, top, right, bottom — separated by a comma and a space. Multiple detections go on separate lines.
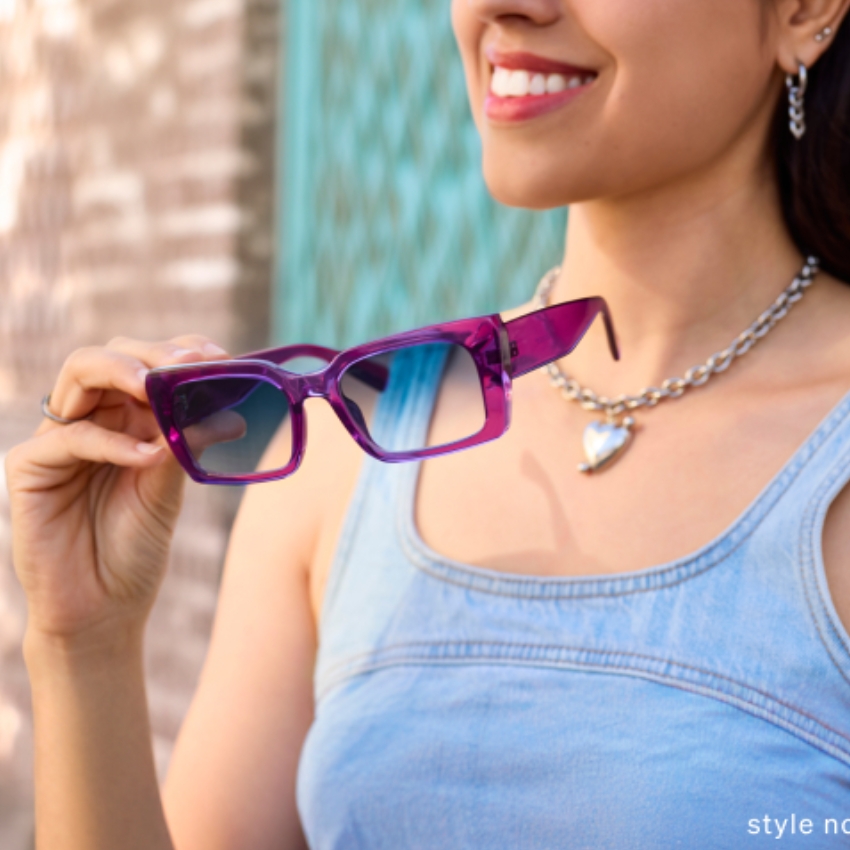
25, 628, 175, 850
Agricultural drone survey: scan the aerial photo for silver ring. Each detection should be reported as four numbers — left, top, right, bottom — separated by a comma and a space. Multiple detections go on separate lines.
41, 394, 87, 425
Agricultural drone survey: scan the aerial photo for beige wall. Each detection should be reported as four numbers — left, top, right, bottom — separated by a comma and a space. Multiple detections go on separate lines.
0, 0, 280, 845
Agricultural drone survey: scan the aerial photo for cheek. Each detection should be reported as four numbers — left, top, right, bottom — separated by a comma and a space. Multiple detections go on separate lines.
602, 4, 773, 182
450, 0, 478, 54
597, 0, 769, 126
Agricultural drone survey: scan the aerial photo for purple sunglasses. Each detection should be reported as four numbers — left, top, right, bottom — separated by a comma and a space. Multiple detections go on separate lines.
145, 297, 619, 485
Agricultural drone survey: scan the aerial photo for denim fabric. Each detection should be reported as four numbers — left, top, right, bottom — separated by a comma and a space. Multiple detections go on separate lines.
297, 346, 850, 849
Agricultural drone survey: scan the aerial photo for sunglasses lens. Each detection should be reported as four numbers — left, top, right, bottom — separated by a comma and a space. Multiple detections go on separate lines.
339, 342, 486, 453
171, 377, 293, 476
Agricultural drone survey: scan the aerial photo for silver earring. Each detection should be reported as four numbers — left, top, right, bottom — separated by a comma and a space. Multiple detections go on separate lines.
786, 61, 807, 140
814, 26, 832, 42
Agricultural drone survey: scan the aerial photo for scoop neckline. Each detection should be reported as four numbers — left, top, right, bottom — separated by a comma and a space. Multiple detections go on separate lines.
397, 384, 850, 599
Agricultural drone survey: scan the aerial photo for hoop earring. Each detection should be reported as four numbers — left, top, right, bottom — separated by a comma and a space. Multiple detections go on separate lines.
786, 61, 807, 140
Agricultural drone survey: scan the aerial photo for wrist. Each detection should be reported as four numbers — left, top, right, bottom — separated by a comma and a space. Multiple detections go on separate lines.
24, 620, 146, 678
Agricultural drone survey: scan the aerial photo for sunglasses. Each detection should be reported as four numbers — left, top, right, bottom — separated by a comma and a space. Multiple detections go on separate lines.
145, 297, 618, 485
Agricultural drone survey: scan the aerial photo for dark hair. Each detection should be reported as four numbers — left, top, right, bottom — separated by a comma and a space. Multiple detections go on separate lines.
775, 15, 850, 283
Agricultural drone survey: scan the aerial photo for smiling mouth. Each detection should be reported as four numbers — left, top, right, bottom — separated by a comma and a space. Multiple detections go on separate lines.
490, 66, 595, 98
483, 48, 598, 121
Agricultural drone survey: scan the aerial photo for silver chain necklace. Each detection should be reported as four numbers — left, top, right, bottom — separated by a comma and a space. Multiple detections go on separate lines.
535, 256, 821, 474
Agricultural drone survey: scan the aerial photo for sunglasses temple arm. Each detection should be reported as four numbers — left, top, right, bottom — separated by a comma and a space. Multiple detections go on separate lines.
236, 343, 389, 391
599, 301, 621, 361
503, 297, 619, 379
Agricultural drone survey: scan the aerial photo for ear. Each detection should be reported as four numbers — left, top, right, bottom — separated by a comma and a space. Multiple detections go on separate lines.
773, 0, 850, 73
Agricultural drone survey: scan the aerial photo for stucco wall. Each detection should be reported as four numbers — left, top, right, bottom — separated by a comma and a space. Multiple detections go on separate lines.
0, 0, 279, 845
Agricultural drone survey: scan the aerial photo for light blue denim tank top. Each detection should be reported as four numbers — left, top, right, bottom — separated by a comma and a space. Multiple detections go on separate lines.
297, 346, 850, 849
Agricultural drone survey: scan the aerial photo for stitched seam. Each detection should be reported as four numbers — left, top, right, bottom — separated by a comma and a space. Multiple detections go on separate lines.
318, 639, 849, 744
400, 518, 755, 599
316, 653, 850, 767
397, 390, 850, 599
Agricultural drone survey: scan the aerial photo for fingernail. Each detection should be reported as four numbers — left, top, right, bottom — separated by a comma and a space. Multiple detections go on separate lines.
203, 342, 228, 356
172, 348, 200, 359
137, 368, 149, 386
136, 442, 164, 455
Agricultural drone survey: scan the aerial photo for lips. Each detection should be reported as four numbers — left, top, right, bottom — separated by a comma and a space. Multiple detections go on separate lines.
483, 46, 597, 123
485, 46, 596, 78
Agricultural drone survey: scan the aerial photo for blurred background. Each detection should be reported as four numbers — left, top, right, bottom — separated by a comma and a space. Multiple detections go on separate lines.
0, 0, 565, 845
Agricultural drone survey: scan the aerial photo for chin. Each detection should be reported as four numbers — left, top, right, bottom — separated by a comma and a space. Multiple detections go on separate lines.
481, 153, 589, 210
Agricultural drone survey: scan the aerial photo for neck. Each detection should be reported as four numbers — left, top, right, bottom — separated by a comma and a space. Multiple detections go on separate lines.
549, 153, 806, 394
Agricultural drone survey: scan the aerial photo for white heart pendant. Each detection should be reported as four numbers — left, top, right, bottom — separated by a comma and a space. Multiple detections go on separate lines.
579, 417, 635, 474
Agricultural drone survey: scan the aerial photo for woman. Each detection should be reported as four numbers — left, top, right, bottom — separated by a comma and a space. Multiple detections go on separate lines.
7, 0, 850, 847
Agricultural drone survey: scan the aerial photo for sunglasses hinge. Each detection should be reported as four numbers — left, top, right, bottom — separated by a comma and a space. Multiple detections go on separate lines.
497, 327, 517, 376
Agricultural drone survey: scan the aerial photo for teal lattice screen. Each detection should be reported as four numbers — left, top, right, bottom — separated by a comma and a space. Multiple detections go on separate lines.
275, 0, 567, 347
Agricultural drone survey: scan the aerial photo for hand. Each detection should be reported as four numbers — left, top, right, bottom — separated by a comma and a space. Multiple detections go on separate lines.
5, 335, 231, 646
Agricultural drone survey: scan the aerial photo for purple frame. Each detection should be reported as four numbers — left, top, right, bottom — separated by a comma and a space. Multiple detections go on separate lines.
145, 297, 618, 485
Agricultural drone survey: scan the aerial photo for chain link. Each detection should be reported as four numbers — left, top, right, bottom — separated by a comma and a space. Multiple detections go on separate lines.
537, 256, 820, 420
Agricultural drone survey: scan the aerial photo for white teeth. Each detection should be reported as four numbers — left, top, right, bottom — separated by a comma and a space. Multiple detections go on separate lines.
490, 66, 594, 98
546, 74, 566, 93
506, 69, 530, 97
491, 66, 511, 97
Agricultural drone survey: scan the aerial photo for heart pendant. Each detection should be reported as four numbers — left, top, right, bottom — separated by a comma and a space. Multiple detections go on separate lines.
579, 417, 635, 474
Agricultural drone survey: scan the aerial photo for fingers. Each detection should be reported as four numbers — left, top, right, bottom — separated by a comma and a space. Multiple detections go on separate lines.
108, 334, 230, 368
44, 347, 152, 427
8, 420, 169, 490
44, 335, 231, 428
183, 410, 248, 456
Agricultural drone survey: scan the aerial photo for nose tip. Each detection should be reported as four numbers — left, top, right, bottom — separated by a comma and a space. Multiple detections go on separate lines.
465, 0, 561, 26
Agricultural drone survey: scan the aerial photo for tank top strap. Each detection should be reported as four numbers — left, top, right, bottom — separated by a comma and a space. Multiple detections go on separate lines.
757, 386, 850, 690
778, 385, 850, 504
315, 343, 449, 690
366, 342, 451, 453
793, 388, 850, 710
732, 384, 850, 584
